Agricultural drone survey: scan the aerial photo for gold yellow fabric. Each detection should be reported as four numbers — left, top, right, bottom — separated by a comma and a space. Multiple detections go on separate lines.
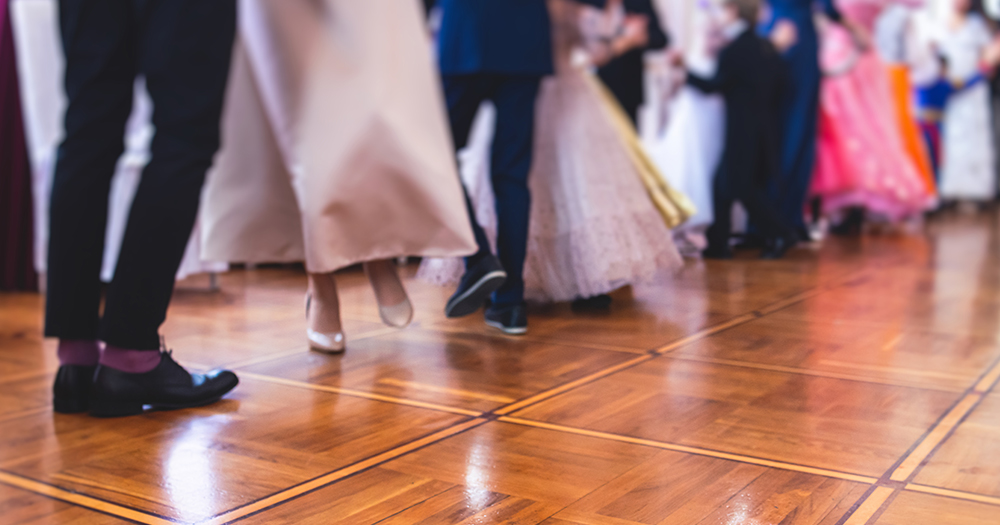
588, 73, 697, 229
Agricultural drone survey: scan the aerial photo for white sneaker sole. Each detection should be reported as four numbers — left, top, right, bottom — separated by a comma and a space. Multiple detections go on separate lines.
485, 320, 528, 336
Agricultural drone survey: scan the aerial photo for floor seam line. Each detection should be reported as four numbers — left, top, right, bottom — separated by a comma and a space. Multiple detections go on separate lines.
0, 470, 181, 525
884, 352, 1000, 485
495, 269, 872, 418
207, 418, 488, 525
497, 416, 877, 484
663, 354, 968, 393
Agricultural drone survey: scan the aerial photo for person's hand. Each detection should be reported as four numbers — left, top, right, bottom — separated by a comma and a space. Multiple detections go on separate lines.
983, 37, 1000, 70
621, 14, 650, 50
667, 48, 686, 68
770, 19, 798, 53
845, 20, 872, 52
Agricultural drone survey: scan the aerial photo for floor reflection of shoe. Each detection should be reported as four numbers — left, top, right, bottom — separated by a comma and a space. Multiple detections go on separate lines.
445, 255, 507, 318
571, 294, 612, 312
484, 303, 528, 335
53, 365, 97, 414
306, 294, 346, 354
89, 352, 238, 418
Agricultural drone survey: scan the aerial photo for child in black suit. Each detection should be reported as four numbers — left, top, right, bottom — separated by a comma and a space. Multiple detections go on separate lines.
681, 0, 797, 259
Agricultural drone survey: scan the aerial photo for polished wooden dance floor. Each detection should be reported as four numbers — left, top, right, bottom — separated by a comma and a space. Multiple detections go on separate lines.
3, 212, 1000, 524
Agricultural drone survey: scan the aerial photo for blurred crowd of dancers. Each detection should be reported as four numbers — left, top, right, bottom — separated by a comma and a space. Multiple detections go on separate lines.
3, 0, 1000, 415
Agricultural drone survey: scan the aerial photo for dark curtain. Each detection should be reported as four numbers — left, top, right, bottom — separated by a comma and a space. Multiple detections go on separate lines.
0, 0, 39, 291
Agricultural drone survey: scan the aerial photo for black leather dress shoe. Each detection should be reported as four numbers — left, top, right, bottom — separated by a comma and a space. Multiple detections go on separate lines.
733, 233, 766, 251
53, 365, 97, 414
89, 352, 239, 418
445, 255, 507, 318
572, 294, 612, 312
760, 236, 795, 260
485, 303, 528, 335
702, 246, 734, 260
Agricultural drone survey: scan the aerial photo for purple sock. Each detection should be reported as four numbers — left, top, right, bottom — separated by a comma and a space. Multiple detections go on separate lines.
57, 340, 101, 366
100, 346, 162, 374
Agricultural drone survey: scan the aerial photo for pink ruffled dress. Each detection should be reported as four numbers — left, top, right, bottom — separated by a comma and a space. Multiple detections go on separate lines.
810, 0, 935, 220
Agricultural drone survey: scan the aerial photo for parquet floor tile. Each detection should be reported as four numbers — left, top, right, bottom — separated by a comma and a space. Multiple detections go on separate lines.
3, 211, 1000, 523
238, 328, 640, 412
0, 376, 465, 523
913, 392, 1000, 498
669, 314, 1000, 392
874, 490, 1000, 525
0, 483, 131, 525
514, 358, 961, 477
551, 449, 868, 525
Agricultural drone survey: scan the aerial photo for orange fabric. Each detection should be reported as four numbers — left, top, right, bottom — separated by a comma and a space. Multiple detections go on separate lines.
887, 64, 937, 195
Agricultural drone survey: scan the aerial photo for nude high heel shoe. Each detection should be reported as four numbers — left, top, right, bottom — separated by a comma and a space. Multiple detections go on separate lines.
306, 294, 346, 354
364, 261, 414, 328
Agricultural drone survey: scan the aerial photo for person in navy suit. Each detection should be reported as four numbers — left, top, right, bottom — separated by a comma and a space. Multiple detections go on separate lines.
430, 0, 560, 335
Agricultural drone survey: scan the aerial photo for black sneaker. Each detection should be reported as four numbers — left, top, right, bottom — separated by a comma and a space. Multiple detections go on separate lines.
760, 236, 796, 260
445, 255, 507, 318
53, 365, 97, 414
702, 245, 733, 260
89, 351, 239, 418
484, 303, 528, 335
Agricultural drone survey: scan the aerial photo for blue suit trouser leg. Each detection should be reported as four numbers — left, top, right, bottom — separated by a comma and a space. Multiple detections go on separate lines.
441, 74, 542, 307
442, 74, 494, 265
774, 69, 821, 235
489, 77, 541, 307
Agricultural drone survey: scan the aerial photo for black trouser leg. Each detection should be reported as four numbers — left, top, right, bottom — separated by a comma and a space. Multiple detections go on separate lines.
734, 175, 790, 242
45, 0, 136, 342
488, 76, 540, 307
441, 74, 493, 267
99, 0, 236, 350
706, 173, 734, 251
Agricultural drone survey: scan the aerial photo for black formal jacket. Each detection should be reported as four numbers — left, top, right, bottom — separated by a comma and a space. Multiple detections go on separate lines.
687, 28, 785, 185
595, 0, 669, 122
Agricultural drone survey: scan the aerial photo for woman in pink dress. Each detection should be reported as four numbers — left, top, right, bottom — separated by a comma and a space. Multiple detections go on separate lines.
810, 0, 935, 230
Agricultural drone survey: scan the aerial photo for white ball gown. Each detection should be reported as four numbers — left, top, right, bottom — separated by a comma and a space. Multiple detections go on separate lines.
934, 14, 997, 201
645, 4, 724, 239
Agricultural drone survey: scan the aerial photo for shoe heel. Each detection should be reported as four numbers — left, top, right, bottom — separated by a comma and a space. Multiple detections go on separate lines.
53, 397, 88, 414
89, 397, 144, 418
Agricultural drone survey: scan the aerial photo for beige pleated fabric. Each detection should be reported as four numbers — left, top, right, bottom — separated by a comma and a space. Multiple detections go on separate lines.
201, 0, 476, 273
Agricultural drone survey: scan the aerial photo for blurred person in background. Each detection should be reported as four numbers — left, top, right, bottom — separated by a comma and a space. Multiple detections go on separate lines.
932, 0, 999, 206
760, 0, 868, 242
420, 0, 690, 312
593, 0, 671, 126
810, 0, 936, 234
201, 0, 476, 354
431, 0, 561, 335
679, 0, 801, 259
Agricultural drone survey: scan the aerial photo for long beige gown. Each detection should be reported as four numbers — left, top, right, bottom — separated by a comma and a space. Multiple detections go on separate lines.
201, 0, 476, 273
